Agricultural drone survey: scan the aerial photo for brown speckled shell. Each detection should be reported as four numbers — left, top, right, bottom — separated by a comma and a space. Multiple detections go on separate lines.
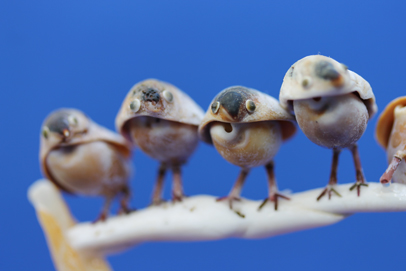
40, 108, 131, 193
198, 86, 296, 144
279, 55, 377, 119
376, 97, 406, 149
115, 79, 204, 142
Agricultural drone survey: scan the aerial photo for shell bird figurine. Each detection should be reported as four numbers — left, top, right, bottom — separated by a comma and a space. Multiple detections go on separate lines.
116, 79, 204, 204
199, 86, 296, 212
40, 108, 133, 221
280, 55, 377, 200
376, 97, 406, 185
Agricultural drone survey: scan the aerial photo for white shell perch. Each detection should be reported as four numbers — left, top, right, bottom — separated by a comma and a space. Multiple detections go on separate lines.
28, 179, 406, 270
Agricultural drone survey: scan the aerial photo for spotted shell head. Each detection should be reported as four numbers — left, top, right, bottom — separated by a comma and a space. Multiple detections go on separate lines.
279, 55, 377, 119
40, 108, 131, 192
198, 86, 296, 144
115, 79, 204, 142
376, 97, 406, 149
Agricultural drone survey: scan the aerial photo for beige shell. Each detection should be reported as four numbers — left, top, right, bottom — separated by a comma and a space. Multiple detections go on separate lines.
40, 108, 131, 193
115, 79, 204, 142
376, 97, 406, 149
198, 86, 296, 145
279, 55, 377, 119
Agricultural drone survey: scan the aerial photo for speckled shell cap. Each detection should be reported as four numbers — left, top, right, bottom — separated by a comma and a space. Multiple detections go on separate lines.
376, 97, 406, 149
198, 86, 296, 144
279, 55, 377, 119
115, 79, 204, 142
40, 108, 131, 192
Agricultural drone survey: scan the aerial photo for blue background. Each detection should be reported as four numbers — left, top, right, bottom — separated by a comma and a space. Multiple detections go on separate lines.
1, 1, 406, 270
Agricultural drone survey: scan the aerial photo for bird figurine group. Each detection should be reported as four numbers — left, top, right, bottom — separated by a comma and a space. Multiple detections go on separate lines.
39, 54, 402, 222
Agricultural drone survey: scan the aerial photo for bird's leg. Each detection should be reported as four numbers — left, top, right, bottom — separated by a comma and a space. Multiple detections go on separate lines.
93, 196, 113, 223
217, 168, 249, 217
151, 164, 167, 205
380, 155, 403, 185
317, 148, 342, 201
349, 144, 368, 196
172, 164, 184, 202
258, 161, 290, 211
118, 185, 134, 214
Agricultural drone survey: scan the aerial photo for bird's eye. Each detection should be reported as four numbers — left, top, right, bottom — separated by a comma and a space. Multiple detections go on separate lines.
211, 101, 220, 114
163, 90, 173, 102
68, 115, 78, 126
302, 76, 312, 88
246, 99, 256, 113
130, 99, 141, 112
42, 126, 49, 139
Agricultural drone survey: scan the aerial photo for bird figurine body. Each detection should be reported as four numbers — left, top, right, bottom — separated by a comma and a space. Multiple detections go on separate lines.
40, 108, 133, 221
199, 86, 296, 212
279, 55, 377, 200
116, 79, 204, 204
376, 97, 406, 185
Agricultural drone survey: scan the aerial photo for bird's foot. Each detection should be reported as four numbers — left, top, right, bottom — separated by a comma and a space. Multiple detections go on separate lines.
172, 192, 184, 203
92, 212, 108, 224
150, 198, 167, 206
349, 181, 368, 196
216, 196, 245, 218
317, 185, 342, 201
258, 193, 290, 211
117, 206, 136, 215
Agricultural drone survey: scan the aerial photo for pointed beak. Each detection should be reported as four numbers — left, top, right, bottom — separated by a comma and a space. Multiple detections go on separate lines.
218, 91, 244, 120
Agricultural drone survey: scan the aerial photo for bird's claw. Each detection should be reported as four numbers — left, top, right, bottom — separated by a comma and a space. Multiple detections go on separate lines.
172, 194, 184, 203
258, 193, 290, 211
317, 186, 342, 201
349, 181, 368, 196
216, 196, 245, 218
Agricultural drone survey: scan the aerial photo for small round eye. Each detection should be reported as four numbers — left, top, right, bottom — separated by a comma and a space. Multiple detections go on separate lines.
130, 99, 141, 112
68, 115, 78, 126
42, 126, 49, 139
341, 63, 348, 70
302, 76, 312, 88
246, 99, 256, 113
163, 90, 173, 102
211, 101, 220, 114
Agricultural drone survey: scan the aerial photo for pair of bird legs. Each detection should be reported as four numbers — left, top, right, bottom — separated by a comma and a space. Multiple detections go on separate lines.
317, 144, 368, 201
216, 144, 368, 217
152, 164, 184, 205
96, 186, 132, 222
217, 161, 290, 216
96, 163, 183, 222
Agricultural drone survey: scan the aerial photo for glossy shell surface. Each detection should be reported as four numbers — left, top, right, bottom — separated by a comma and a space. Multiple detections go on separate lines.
294, 93, 369, 149
40, 108, 131, 194
379, 102, 406, 184
115, 79, 204, 142
376, 97, 406, 149
210, 121, 282, 168
279, 55, 377, 119
199, 86, 296, 145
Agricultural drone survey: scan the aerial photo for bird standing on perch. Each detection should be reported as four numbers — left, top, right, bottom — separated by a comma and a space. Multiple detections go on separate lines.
199, 86, 296, 212
376, 97, 406, 185
279, 55, 377, 200
40, 108, 133, 222
116, 79, 204, 204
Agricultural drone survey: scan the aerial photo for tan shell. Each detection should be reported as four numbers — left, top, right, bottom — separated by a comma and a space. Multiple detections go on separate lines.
198, 86, 296, 144
376, 97, 406, 149
40, 108, 131, 193
115, 79, 204, 142
279, 55, 377, 119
